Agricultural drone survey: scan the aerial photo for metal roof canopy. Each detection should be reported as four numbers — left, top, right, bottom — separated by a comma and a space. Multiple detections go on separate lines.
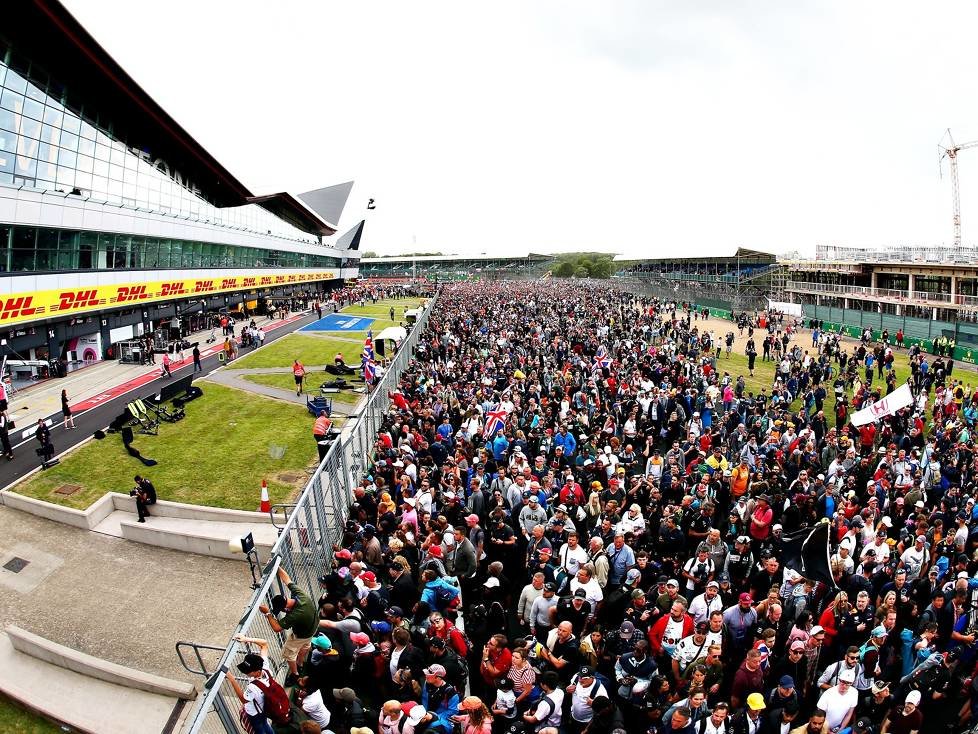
614, 247, 776, 264
1, 1, 336, 236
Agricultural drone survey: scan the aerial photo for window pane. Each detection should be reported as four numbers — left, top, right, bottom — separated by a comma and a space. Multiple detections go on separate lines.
19, 115, 41, 141
77, 136, 94, 157
76, 154, 93, 173
22, 97, 43, 121
43, 106, 63, 127
11, 226, 35, 271
35, 228, 58, 270
57, 148, 76, 168
0, 89, 23, 114
59, 131, 78, 151
3, 70, 27, 95
62, 114, 80, 134
0, 107, 16, 132
40, 123, 59, 144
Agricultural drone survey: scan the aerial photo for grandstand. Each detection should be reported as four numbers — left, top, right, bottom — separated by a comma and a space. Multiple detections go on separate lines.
614, 247, 779, 311
781, 243, 978, 358
359, 252, 555, 281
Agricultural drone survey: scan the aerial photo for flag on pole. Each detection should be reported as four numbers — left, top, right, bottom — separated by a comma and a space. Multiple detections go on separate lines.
364, 358, 376, 384
483, 404, 508, 438
780, 520, 836, 588
850, 383, 913, 427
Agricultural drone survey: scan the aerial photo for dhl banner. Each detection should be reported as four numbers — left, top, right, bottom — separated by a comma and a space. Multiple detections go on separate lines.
0, 272, 335, 327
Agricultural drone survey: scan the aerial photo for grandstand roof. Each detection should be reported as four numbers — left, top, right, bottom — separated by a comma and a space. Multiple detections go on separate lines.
613, 247, 775, 264
360, 252, 553, 264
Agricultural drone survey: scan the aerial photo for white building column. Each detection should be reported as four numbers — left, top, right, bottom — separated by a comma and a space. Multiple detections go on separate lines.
907, 273, 915, 296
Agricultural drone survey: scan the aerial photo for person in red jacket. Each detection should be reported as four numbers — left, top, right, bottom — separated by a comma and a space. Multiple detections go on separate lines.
648, 599, 694, 668
427, 613, 468, 658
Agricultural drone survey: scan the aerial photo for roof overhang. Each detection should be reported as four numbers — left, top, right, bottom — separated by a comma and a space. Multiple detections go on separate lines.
1, 1, 340, 238
245, 193, 337, 237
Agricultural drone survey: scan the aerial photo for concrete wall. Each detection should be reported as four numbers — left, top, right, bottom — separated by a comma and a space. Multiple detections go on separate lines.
0, 490, 115, 531
119, 519, 275, 560
6, 625, 196, 700
109, 493, 281, 523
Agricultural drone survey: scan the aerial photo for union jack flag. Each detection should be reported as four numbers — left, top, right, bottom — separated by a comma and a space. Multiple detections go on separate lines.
362, 338, 374, 362
594, 353, 612, 370
363, 358, 376, 384
483, 404, 508, 438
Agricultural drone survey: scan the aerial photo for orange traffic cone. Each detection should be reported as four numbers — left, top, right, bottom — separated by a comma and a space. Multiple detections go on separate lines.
259, 480, 270, 513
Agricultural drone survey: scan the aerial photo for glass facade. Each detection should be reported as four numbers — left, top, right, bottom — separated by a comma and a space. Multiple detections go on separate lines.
0, 223, 340, 272
0, 56, 324, 246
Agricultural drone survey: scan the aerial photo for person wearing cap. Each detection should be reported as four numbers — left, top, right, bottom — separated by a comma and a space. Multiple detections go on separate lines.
688, 579, 725, 625
566, 665, 609, 728
729, 692, 767, 734
420, 663, 460, 734
225, 636, 281, 734
258, 566, 318, 686
726, 536, 755, 593
672, 621, 711, 679
529, 582, 559, 642
723, 593, 758, 664
767, 675, 798, 712
816, 667, 857, 733
879, 689, 922, 734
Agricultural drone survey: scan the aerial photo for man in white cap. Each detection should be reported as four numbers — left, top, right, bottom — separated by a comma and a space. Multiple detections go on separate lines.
816, 667, 857, 733
880, 690, 922, 734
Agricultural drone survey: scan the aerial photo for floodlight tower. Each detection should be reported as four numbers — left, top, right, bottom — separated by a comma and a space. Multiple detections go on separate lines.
939, 128, 978, 247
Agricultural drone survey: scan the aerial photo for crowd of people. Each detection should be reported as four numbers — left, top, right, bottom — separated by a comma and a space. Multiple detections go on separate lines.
239, 281, 978, 734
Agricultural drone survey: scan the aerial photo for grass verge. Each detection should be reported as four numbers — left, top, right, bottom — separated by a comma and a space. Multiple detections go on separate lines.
11, 383, 318, 511
0, 695, 64, 733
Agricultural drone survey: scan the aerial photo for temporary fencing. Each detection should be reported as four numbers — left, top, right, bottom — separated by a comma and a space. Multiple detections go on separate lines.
179, 290, 439, 733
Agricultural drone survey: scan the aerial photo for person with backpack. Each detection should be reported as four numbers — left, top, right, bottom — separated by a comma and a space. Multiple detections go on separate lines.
225, 635, 293, 734
420, 664, 461, 734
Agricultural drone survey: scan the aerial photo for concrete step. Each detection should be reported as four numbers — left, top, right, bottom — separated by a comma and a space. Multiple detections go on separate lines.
0, 631, 184, 734
94, 510, 279, 560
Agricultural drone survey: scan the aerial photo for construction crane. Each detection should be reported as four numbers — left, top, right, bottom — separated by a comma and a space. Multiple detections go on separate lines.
939, 128, 978, 247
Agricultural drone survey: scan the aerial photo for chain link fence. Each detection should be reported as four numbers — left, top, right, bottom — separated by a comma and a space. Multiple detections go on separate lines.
179, 289, 439, 734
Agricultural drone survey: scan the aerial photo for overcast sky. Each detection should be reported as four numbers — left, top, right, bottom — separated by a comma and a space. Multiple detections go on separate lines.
64, 1, 978, 258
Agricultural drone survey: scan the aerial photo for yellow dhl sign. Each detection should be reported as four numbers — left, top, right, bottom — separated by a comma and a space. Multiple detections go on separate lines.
0, 272, 335, 327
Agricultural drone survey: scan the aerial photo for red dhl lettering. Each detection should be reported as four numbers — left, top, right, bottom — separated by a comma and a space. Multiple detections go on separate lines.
0, 296, 37, 320
242, 277, 256, 287
274, 276, 286, 283
116, 285, 149, 303
59, 289, 100, 310
220, 278, 237, 289
159, 282, 187, 297
260, 277, 273, 285
194, 280, 215, 293
287, 275, 297, 282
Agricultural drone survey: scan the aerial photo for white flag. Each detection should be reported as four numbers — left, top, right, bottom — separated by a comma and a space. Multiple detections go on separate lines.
850, 383, 913, 427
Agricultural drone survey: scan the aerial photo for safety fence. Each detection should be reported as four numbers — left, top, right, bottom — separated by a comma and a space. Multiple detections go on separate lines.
179, 291, 439, 734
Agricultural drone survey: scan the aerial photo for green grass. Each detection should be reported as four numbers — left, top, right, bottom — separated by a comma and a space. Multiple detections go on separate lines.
715, 348, 915, 419
232, 297, 425, 370
241, 372, 364, 408
0, 695, 65, 733
13, 383, 318, 510
232, 335, 367, 370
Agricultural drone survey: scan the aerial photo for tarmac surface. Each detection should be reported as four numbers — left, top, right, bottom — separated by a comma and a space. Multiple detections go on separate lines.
0, 502, 253, 682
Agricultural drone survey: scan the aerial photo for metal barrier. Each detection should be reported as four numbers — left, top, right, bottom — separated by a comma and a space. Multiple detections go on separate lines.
180, 291, 439, 734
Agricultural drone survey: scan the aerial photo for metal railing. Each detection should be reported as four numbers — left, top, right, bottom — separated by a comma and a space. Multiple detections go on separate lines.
179, 290, 439, 734
785, 280, 978, 309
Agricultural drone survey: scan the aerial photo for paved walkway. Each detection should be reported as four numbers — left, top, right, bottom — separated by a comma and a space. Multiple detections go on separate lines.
0, 504, 252, 682
205, 364, 367, 415
5, 312, 298, 447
